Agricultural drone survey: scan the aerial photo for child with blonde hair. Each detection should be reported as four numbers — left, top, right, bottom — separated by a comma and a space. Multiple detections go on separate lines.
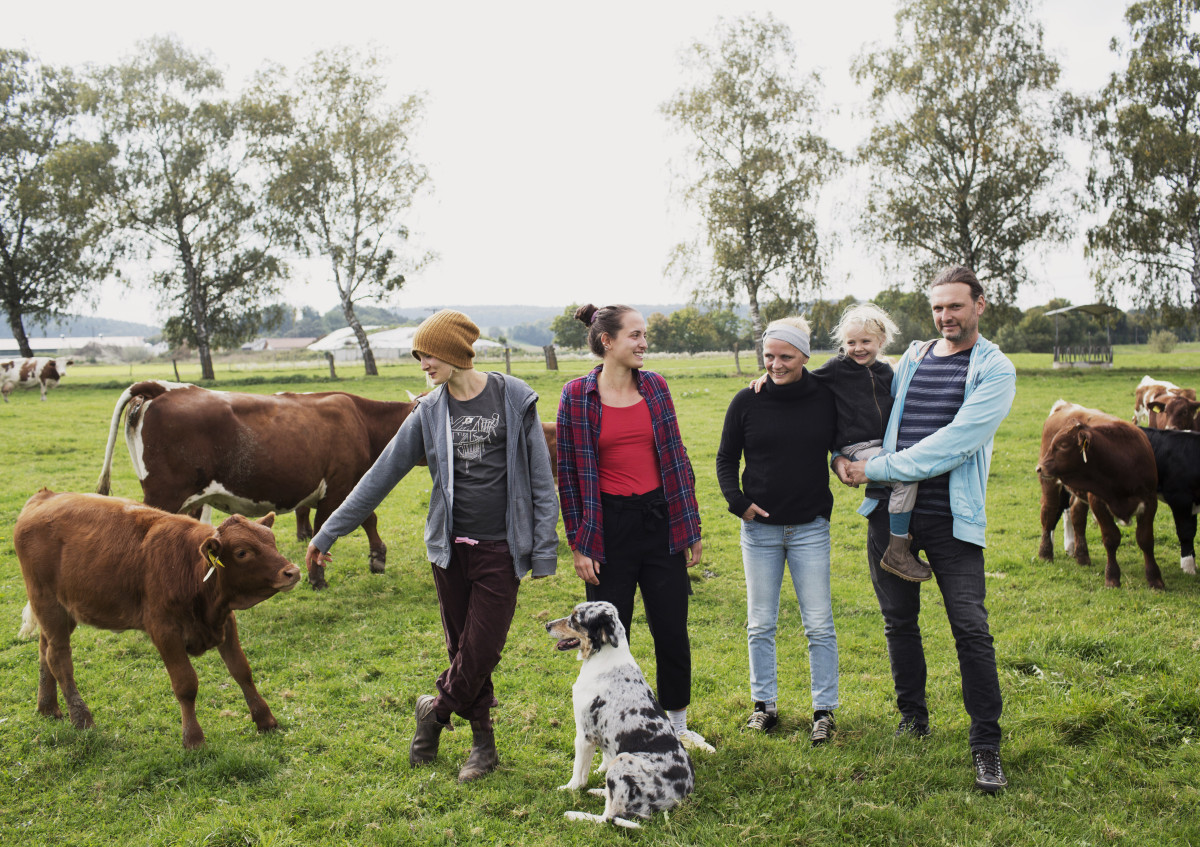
813, 303, 929, 581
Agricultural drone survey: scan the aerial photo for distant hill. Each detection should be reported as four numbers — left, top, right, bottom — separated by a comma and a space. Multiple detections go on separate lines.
2, 314, 161, 338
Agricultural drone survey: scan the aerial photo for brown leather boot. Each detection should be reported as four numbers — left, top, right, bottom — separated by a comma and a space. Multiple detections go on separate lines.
880, 534, 932, 582
458, 720, 498, 782
410, 694, 451, 767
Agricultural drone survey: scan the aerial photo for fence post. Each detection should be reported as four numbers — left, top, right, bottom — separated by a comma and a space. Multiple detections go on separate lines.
505, 346, 512, 375
543, 344, 558, 370
324, 351, 337, 379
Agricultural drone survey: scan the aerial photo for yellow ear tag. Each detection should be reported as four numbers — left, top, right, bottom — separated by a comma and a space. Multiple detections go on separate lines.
202, 549, 224, 582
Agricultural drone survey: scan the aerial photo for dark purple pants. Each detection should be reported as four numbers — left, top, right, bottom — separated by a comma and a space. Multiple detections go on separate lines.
430, 539, 520, 725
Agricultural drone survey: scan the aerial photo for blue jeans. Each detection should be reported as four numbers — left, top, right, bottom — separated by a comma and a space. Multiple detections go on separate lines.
866, 507, 1003, 750
740, 517, 838, 711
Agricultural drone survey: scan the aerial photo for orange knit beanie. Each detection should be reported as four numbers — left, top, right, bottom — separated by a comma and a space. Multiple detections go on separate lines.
411, 309, 478, 369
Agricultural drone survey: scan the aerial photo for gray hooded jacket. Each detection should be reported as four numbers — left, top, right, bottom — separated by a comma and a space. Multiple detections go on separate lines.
312, 373, 559, 579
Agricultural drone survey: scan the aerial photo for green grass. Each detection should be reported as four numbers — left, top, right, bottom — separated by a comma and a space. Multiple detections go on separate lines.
2, 352, 1200, 845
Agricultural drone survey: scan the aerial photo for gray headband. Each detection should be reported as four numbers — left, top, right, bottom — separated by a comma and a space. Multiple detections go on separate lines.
763, 326, 810, 357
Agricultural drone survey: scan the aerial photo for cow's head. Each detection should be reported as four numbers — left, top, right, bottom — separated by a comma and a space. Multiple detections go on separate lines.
1038, 420, 1091, 480
201, 512, 300, 608
1148, 395, 1200, 431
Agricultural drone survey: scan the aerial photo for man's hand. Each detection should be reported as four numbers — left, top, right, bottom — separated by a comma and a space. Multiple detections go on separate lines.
685, 539, 703, 568
832, 456, 854, 486
845, 460, 870, 487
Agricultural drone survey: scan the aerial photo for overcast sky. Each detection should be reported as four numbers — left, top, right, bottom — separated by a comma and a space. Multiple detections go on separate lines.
11, 0, 1133, 327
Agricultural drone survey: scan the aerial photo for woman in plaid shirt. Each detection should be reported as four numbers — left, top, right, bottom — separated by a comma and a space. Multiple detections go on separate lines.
556, 303, 711, 752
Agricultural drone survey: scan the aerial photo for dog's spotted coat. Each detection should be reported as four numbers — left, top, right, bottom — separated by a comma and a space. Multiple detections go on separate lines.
546, 601, 694, 828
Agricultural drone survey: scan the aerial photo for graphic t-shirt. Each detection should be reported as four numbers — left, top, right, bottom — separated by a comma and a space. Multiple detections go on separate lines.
446, 373, 508, 539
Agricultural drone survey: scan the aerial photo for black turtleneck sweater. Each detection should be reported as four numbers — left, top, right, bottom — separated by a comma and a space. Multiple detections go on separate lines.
715, 369, 838, 525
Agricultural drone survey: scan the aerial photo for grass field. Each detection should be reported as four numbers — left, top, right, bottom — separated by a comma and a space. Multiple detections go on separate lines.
1, 349, 1199, 846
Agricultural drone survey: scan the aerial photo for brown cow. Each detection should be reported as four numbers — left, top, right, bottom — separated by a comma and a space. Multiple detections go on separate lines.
1036, 399, 1164, 589
95, 381, 418, 583
1133, 375, 1198, 430
542, 421, 558, 485
14, 489, 300, 748
0, 356, 73, 402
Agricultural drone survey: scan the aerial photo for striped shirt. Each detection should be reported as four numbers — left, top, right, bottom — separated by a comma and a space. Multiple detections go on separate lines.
557, 366, 702, 562
896, 347, 971, 515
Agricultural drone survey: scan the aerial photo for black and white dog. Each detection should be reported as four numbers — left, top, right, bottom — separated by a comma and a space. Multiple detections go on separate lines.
546, 601, 695, 828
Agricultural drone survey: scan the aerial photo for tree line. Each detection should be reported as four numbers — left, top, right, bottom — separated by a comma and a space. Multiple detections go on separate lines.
1, 40, 426, 379
2, 0, 1197, 377
660, 0, 1200, 367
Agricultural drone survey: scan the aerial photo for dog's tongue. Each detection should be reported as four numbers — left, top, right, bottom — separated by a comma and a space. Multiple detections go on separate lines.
556, 637, 580, 651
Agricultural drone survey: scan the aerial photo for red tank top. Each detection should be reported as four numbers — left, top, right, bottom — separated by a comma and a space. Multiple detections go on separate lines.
598, 401, 662, 495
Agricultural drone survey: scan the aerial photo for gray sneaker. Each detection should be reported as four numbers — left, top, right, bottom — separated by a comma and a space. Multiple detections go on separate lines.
810, 712, 836, 746
746, 702, 778, 733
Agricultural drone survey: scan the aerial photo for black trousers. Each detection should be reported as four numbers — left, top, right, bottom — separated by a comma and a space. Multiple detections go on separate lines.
585, 489, 692, 711
867, 506, 1003, 750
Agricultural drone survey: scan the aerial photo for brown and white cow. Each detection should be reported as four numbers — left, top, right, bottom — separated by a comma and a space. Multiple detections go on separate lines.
96, 381, 419, 587
15, 489, 300, 748
1133, 375, 1199, 431
1036, 399, 1164, 589
0, 356, 73, 402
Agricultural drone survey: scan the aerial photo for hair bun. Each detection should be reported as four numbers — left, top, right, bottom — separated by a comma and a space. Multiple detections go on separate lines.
574, 304, 598, 326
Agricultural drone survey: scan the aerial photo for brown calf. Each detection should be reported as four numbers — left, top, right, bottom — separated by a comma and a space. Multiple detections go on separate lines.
1036, 400, 1164, 589
1133, 375, 1198, 430
15, 490, 300, 748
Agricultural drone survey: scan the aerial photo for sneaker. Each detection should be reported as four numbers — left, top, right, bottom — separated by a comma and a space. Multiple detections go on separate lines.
678, 728, 715, 752
895, 716, 931, 738
810, 711, 836, 746
746, 702, 778, 733
972, 748, 1008, 793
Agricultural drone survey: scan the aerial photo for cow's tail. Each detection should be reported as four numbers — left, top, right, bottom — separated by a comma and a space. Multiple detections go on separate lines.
17, 603, 38, 640
96, 385, 137, 495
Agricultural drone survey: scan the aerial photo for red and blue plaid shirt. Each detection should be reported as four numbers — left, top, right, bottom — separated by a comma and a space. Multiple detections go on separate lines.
556, 366, 702, 562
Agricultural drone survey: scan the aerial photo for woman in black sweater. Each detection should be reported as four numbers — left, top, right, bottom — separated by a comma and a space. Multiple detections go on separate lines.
715, 316, 840, 745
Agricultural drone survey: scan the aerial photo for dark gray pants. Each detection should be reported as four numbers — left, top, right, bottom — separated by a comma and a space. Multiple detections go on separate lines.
867, 507, 1003, 750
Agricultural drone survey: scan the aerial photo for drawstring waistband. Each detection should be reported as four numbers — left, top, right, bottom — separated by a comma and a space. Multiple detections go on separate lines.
601, 487, 668, 529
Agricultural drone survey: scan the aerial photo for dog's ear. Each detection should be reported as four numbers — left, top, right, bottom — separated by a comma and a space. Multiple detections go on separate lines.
595, 613, 621, 649
579, 604, 621, 651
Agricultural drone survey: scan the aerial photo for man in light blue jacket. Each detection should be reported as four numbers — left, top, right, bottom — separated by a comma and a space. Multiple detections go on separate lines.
838, 266, 1015, 794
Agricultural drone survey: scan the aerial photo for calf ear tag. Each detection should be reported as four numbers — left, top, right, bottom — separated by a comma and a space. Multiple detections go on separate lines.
1080, 436, 1089, 463
202, 548, 225, 582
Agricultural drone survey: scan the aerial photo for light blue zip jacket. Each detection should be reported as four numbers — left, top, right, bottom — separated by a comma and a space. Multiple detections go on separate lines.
312, 373, 559, 579
858, 335, 1015, 547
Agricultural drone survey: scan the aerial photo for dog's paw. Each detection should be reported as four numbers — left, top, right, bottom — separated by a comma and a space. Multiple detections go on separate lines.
559, 781, 586, 792
587, 787, 606, 797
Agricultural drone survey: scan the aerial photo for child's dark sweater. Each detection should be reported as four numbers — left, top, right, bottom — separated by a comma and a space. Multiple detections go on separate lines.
810, 354, 894, 449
